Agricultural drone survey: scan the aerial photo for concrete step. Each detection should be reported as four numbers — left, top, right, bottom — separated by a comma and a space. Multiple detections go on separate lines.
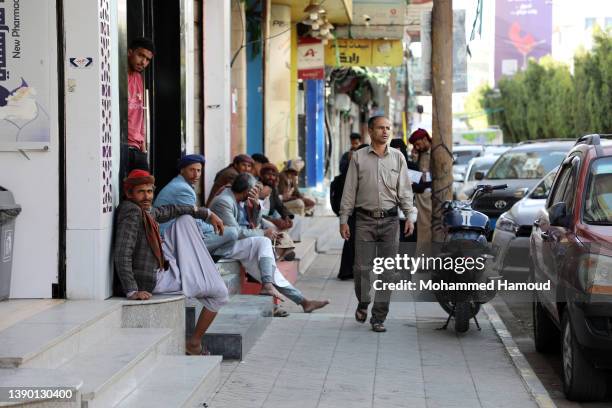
59, 327, 173, 408
294, 237, 317, 275
197, 295, 272, 360
0, 367, 83, 407
114, 355, 221, 408
218, 261, 241, 296
0, 300, 123, 369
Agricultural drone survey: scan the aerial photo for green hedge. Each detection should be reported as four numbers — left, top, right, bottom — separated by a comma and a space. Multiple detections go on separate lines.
480, 31, 612, 143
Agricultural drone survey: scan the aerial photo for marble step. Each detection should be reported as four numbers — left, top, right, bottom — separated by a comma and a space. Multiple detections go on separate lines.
60, 327, 172, 408
0, 367, 83, 407
0, 300, 123, 369
199, 295, 273, 360
294, 237, 317, 275
114, 355, 221, 408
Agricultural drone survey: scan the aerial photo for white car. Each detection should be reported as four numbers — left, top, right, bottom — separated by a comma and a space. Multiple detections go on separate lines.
456, 155, 499, 200
489, 167, 558, 277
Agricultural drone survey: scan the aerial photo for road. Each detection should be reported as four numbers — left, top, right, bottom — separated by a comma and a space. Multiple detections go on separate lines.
494, 271, 612, 408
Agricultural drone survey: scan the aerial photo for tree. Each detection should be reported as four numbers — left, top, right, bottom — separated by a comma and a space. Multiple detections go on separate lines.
476, 31, 612, 142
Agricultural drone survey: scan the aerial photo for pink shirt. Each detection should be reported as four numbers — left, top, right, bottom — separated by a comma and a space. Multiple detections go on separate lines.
128, 71, 145, 150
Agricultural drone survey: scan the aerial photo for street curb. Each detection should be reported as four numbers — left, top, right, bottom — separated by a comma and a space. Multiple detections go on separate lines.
483, 303, 557, 408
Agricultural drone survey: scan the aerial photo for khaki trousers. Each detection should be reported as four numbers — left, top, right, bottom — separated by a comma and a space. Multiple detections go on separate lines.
353, 212, 399, 324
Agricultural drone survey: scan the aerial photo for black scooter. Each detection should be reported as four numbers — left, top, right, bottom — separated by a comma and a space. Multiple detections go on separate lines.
433, 184, 507, 333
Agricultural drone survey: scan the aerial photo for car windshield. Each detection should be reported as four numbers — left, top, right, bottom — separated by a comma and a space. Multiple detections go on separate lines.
529, 169, 557, 199
454, 150, 481, 165
486, 150, 567, 179
584, 157, 612, 225
467, 159, 496, 181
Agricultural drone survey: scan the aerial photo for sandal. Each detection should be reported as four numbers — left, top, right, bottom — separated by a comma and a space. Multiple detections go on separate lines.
185, 343, 209, 355
273, 307, 290, 317
371, 322, 387, 333
355, 308, 367, 323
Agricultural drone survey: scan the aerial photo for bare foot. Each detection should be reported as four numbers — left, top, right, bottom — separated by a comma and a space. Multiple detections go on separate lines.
302, 299, 329, 313
260, 283, 285, 302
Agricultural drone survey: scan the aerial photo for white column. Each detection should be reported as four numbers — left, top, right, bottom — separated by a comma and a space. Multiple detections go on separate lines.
203, 0, 232, 199
183, 0, 196, 153
63, 0, 116, 299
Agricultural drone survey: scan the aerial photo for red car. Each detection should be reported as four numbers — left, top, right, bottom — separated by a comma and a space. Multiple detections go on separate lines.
531, 134, 612, 401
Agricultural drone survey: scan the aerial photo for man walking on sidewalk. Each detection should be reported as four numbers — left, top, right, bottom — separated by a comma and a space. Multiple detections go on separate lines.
339, 116, 417, 332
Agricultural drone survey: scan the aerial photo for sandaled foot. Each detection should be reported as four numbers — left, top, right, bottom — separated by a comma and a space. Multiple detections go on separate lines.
273, 307, 290, 317
302, 299, 329, 313
371, 322, 386, 332
260, 283, 285, 302
185, 342, 203, 355
355, 308, 367, 323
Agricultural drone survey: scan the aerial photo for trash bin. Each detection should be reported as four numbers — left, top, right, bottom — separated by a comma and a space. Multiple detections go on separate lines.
0, 186, 21, 301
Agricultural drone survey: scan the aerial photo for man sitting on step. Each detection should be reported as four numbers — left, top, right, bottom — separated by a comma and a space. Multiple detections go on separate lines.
114, 169, 228, 356
209, 173, 329, 313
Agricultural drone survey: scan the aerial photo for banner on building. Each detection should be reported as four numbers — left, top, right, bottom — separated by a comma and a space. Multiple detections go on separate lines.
419, 9, 467, 94
298, 38, 325, 80
0, 0, 52, 151
494, 0, 552, 85
325, 39, 403, 67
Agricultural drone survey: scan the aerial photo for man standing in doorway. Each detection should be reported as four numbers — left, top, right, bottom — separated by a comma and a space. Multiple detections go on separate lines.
339, 116, 417, 333
127, 37, 155, 172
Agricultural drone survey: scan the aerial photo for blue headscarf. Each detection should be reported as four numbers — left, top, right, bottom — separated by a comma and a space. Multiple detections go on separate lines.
177, 154, 206, 170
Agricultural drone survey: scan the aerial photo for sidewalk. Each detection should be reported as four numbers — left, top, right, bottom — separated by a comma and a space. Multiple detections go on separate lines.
208, 250, 540, 408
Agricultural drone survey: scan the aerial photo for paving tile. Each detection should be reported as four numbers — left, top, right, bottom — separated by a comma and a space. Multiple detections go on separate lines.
209, 250, 538, 408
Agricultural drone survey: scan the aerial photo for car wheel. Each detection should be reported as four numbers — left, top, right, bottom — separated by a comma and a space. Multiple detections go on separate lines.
561, 312, 607, 401
533, 296, 559, 353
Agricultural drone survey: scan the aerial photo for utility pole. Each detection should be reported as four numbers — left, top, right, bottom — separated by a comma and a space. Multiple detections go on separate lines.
430, 0, 453, 242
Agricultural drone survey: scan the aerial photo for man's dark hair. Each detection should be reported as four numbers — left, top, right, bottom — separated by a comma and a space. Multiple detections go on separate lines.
368, 115, 387, 129
231, 173, 256, 194
416, 105, 424, 114
129, 37, 155, 54
349, 133, 361, 141
251, 153, 269, 164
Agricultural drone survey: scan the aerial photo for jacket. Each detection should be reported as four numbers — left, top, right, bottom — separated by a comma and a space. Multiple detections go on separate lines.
113, 200, 209, 294
209, 189, 264, 239
153, 175, 214, 237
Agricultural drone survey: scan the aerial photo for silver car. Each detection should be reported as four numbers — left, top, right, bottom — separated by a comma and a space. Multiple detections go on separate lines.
490, 167, 558, 277
456, 155, 499, 201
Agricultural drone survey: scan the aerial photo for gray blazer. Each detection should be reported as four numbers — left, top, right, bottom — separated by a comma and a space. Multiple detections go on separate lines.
113, 200, 209, 294
209, 189, 264, 239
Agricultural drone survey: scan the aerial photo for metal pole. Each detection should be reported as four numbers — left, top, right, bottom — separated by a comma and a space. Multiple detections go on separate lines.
431, 0, 454, 242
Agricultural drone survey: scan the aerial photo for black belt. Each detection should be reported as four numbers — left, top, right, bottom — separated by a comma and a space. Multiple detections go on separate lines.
356, 207, 398, 219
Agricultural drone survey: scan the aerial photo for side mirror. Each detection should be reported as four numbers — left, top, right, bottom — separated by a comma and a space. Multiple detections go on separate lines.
549, 202, 569, 228
475, 171, 485, 181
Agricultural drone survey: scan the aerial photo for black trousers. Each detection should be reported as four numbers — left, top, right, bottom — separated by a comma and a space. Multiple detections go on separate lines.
337, 214, 356, 280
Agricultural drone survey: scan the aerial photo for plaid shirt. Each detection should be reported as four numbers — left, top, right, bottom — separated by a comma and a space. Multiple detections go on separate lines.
113, 200, 209, 295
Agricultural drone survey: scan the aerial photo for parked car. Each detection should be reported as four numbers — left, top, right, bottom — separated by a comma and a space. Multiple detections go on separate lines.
472, 140, 574, 234
484, 144, 513, 157
452, 145, 485, 181
531, 134, 612, 401
490, 167, 558, 278
456, 155, 500, 200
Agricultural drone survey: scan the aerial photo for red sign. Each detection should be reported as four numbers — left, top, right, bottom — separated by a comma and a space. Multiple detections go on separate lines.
298, 37, 325, 80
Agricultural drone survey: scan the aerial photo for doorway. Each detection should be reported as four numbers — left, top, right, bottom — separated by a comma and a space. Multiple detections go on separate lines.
124, 0, 184, 190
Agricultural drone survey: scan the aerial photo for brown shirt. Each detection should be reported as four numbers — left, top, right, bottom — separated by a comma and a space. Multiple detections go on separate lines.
339, 145, 418, 224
